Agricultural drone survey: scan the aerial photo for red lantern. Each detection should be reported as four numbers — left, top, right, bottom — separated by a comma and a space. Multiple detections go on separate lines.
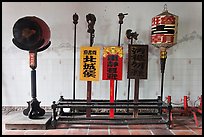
151, 4, 179, 102
151, 4, 178, 49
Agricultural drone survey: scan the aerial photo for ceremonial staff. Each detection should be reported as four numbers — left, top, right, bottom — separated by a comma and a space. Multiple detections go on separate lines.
114, 13, 128, 112
126, 29, 139, 113
72, 13, 79, 101
86, 13, 96, 117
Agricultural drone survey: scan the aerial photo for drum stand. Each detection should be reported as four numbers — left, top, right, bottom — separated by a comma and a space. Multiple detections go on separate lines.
23, 41, 51, 119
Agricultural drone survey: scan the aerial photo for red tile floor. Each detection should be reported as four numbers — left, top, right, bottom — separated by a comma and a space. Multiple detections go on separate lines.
2, 111, 202, 135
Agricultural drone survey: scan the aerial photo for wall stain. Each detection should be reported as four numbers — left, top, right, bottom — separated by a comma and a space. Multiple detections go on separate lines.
46, 42, 80, 55
172, 75, 175, 80
177, 31, 202, 44
187, 91, 191, 97
2, 72, 9, 104
156, 91, 158, 96
156, 59, 159, 64
188, 59, 191, 64
186, 91, 191, 103
149, 31, 202, 57
123, 92, 126, 96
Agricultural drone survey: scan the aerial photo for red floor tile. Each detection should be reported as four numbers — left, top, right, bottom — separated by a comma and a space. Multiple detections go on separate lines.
185, 122, 202, 129
109, 125, 129, 129
68, 124, 90, 129
110, 128, 130, 135
45, 129, 68, 135
148, 124, 168, 129
190, 128, 202, 135
171, 130, 197, 135
3, 130, 26, 135
56, 123, 70, 129
2, 111, 202, 135
24, 130, 46, 135
66, 128, 88, 135
171, 124, 189, 130
151, 129, 174, 135
89, 125, 109, 129
128, 124, 151, 129
129, 129, 152, 135
88, 129, 109, 135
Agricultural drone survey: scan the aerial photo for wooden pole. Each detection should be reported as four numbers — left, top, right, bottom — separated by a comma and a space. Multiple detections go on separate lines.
86, 13, 96, 117
73, 13, 78, 101
115, 13, 128, 113
133, 79, 139, 117
127, 34, 134, 113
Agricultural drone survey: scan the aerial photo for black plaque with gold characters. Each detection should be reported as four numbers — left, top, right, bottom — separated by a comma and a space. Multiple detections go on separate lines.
127, 44, 148, 79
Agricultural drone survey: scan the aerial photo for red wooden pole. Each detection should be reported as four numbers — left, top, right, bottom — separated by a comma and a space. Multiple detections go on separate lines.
167, 96, 171, 104
199, 95, 202, 108
110, 79, 114, 118
184, 96, 188, 112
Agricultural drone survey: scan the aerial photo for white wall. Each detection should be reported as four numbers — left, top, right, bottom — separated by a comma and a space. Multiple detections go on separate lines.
2, 2, 202, 107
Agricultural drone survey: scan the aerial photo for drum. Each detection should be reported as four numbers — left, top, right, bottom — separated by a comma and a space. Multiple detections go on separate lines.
12, 16, 51, 51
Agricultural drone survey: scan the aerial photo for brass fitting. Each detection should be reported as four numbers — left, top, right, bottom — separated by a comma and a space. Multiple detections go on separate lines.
160, 47, 167, 59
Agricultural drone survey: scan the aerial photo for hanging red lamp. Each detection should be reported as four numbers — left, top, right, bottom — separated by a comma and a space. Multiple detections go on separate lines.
151, 4, 178, 49
151, 4, 178, 102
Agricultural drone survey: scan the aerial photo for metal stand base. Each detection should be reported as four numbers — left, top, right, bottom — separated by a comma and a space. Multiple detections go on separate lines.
23, 98, 45, 119
51, 96, 172, 129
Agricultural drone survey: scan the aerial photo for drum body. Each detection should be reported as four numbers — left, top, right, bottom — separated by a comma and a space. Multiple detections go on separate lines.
13, 16, 51, 51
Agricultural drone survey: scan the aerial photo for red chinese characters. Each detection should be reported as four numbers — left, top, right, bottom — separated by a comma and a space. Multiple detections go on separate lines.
29, 52, 37, 69
151, 11, 178, 48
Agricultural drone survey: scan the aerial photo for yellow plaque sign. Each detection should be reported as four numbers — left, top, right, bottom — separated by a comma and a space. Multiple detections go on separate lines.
80, 46, 100, 81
